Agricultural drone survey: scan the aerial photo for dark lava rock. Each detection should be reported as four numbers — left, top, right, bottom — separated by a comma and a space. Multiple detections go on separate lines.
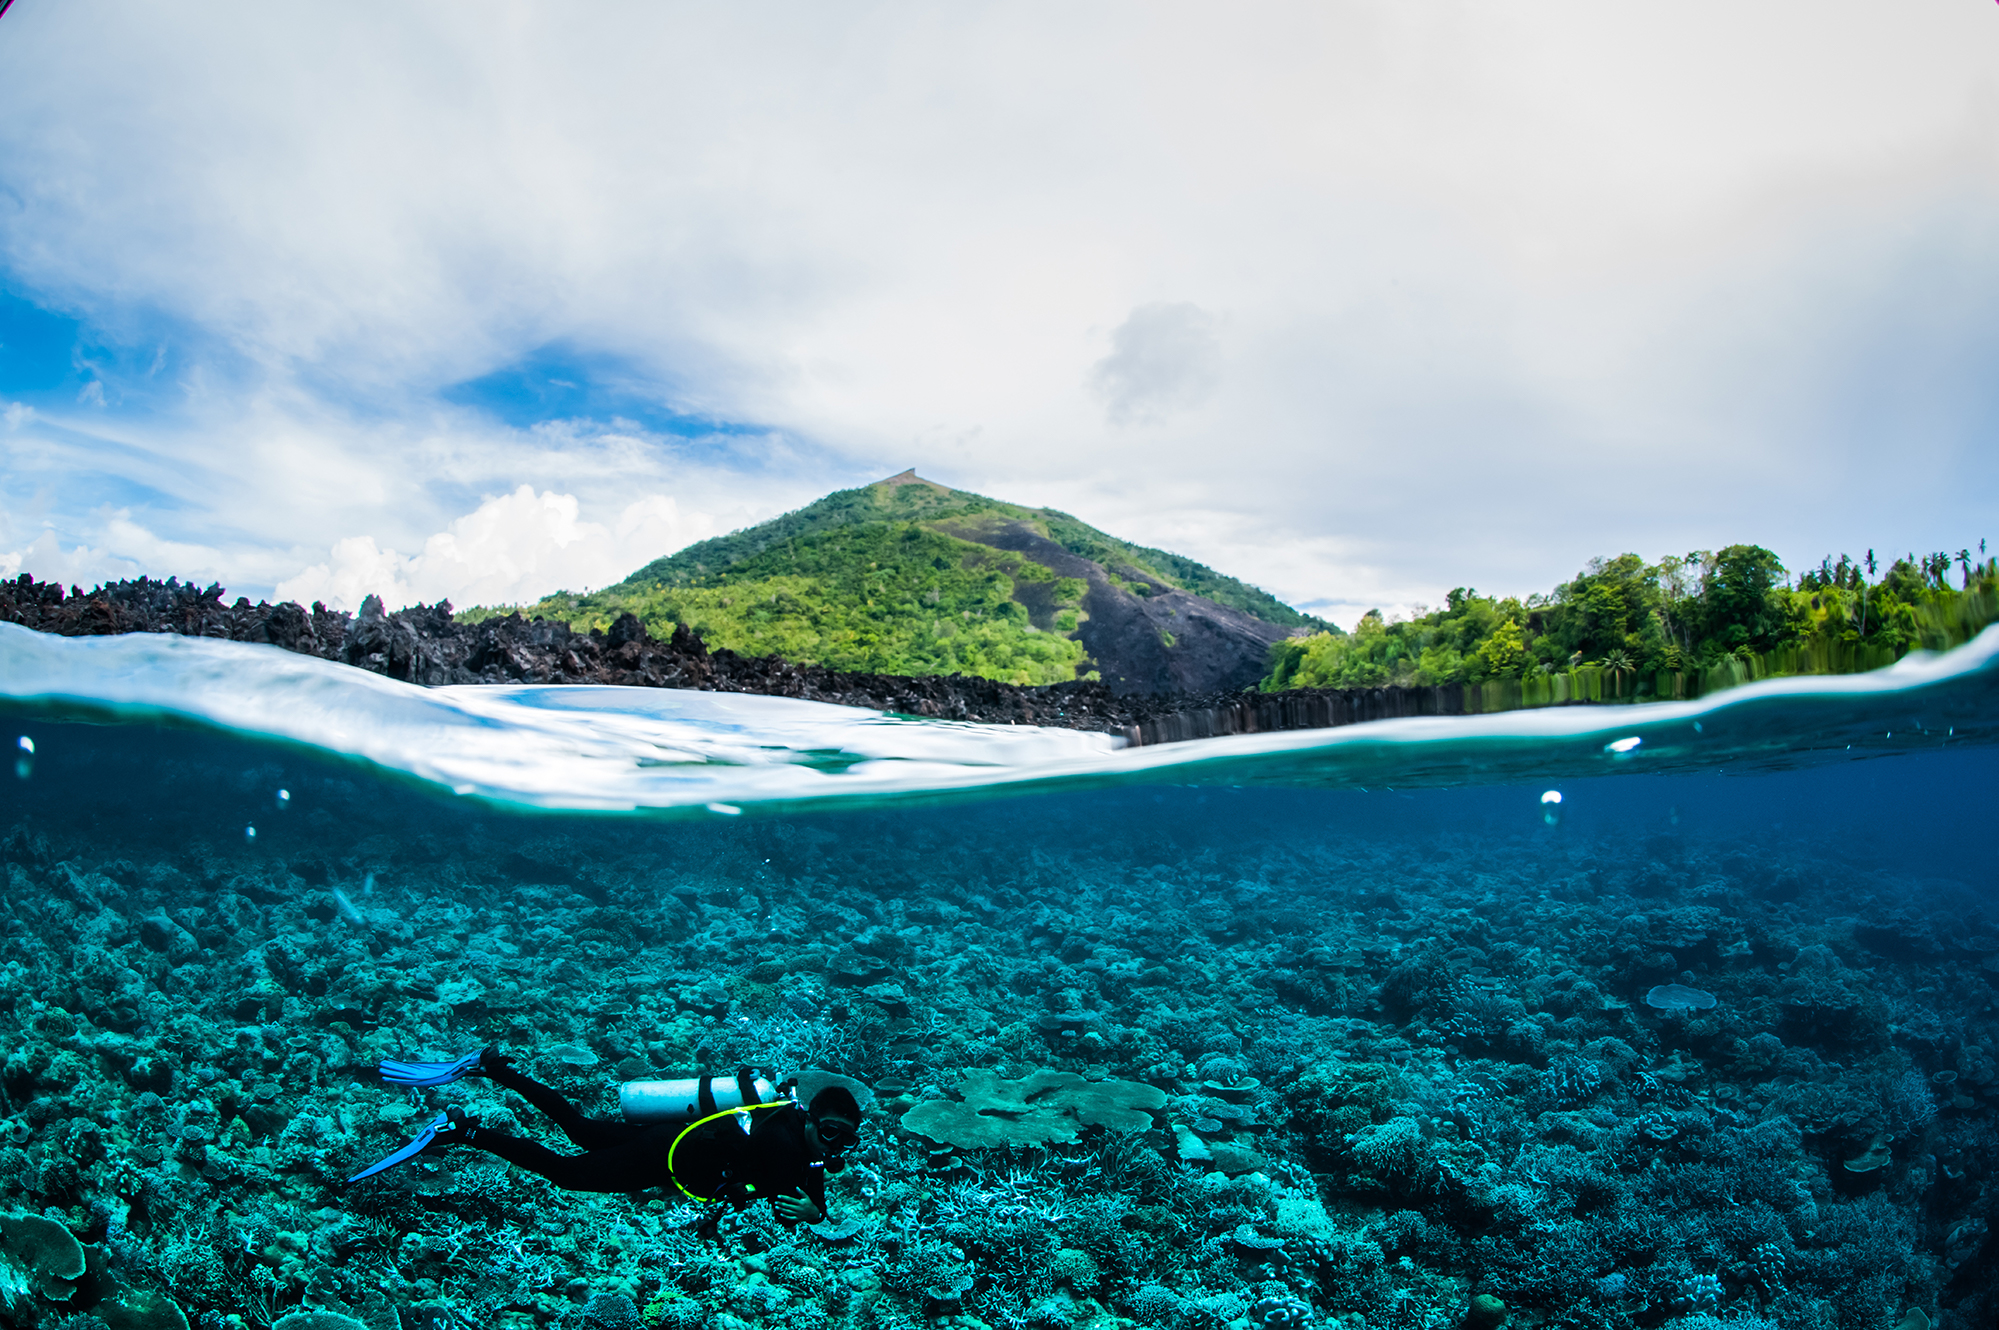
935, 514, 1290, 694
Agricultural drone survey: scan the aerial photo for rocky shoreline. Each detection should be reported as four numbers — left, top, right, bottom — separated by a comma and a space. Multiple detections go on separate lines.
0, 574, 1573, 745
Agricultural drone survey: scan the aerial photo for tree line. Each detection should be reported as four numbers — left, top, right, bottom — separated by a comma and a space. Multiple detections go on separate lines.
1265, 543, 1998, 694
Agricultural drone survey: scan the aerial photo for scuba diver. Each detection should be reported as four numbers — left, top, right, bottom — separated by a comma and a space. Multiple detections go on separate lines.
349, 1048, 860, 1229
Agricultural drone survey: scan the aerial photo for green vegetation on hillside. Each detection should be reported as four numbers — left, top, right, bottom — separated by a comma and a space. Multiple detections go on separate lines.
511, 522, 1095, 685
625, 480, 972, 587
1034, 513, 1325, 629
625, 479, 1328, 630
1266, 544, 1998, 698
474, 476, 1328, 684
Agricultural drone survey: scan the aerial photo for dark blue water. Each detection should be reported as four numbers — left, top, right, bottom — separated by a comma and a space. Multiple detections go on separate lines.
2, 628, 1996, 1330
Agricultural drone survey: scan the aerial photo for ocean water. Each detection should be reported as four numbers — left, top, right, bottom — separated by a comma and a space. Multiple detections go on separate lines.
2, 624, 1997, 1330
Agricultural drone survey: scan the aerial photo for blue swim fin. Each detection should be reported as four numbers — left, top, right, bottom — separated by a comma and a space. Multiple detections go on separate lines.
347, 1111, 452, 1183
379, 1050, 485, 1088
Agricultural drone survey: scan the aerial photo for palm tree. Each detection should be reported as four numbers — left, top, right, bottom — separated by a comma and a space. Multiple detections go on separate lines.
1860, 549, 1874, 638
1600, 647, 1636, 694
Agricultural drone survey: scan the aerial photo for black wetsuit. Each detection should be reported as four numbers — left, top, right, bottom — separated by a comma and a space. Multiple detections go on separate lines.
461, 1063, 830, 1216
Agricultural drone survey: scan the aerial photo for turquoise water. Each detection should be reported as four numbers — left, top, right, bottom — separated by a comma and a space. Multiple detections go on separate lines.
2, 625, 1997, 1330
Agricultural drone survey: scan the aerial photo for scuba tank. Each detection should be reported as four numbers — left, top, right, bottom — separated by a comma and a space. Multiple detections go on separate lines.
620, 1068, 783, 1124
631, 1069, 799, 1205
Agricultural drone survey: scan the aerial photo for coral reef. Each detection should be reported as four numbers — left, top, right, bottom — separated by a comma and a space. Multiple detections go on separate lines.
0, 745, 1993, 1330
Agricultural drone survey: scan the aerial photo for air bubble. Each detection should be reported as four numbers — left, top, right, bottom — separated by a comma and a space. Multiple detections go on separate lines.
245, 825, 258, 842
13, 735, 31, 781
275, 788, 291, 810
1604, 736, 1642, 754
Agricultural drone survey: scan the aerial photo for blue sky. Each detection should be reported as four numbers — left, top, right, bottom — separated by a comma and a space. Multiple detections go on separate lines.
2, 3, 1995, 622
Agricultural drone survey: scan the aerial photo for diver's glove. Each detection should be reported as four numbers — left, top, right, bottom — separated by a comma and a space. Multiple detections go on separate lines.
346, 1111, 454, 1183
378, 1050, 486, 1088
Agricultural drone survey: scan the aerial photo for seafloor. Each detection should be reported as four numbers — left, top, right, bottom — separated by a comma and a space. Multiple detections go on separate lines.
0, 724, 1994, 1330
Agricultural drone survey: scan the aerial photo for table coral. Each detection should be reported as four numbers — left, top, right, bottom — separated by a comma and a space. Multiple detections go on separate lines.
902, 1069, 1166, 1148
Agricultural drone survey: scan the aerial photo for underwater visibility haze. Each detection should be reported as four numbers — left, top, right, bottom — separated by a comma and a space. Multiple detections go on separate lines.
1, 624, 1997, 1330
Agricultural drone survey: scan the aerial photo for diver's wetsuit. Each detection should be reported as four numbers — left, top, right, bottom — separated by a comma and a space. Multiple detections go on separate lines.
458, 1061, 830, 1216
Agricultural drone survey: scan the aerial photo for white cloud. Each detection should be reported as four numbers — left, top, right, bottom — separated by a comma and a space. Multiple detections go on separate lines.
96, 513, 228, 574
0, 521, 188, 591
0, 3, 1994, 614
1089, 303, 1221, 426
275, 486, 720, 612
274, 537, 410, 613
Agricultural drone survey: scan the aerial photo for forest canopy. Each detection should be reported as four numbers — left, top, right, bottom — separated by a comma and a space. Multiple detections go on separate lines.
480, 522, 1098, 686
1265, 544, 1997, 693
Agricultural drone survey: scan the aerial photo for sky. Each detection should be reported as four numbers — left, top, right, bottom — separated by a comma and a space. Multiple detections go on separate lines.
1, 4, 1995, 627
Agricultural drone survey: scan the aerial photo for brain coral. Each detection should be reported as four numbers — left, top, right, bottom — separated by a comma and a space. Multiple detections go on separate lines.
902, 1069, 1166, 1148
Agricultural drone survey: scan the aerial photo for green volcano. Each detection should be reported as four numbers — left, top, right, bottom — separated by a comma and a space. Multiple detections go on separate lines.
495, 470, 1328, 692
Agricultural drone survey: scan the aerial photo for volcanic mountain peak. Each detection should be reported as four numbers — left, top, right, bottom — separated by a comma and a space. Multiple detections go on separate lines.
520, 474, 1330, 694
876, 466, 948, 491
